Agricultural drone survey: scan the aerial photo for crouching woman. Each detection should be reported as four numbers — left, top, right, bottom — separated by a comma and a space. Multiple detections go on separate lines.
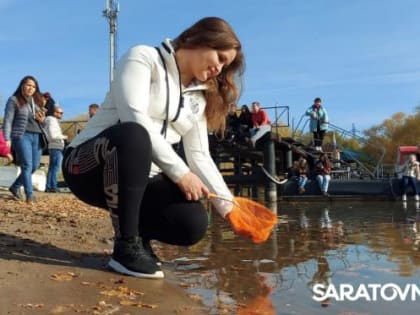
62, 17, 245, 279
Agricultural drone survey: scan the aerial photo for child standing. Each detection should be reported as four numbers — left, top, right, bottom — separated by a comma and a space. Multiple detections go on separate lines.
0, 130, 13, 163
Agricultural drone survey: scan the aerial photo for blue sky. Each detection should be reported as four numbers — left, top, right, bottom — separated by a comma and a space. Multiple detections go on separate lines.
1, 0, 419, 132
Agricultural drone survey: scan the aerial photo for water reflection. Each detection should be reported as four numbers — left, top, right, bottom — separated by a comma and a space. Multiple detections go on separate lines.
159, 201, 420, 315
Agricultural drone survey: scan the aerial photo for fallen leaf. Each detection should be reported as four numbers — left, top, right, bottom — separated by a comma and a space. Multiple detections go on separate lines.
18, 303, 44, 309
81, 281, 93, 286
119, 300, 158, 308
49, 305, 71, 314
230, 265, 246, 271
100, 286, 143, 300
50, 271, 78, 281
188, 294, 202, 302
110, 277, 125, 284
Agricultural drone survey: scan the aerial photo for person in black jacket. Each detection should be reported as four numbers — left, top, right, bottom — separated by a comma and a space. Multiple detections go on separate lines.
226, 103, 239, 142
42, 92, 56, 117
237, 104, 253, 142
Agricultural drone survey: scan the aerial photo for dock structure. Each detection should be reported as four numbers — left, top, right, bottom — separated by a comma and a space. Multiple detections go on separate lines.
209, 109, 414, 202
209, 131, 289, 202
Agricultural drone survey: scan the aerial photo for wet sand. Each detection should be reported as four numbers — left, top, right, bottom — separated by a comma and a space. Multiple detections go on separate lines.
0, 190, 207, 314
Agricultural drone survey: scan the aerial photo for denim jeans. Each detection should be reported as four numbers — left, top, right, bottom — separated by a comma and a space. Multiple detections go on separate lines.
297, 175, 307, 188
46, 149, 63, 190
11, 132, 42, 198
402, 175, 419, 195
316, 174, 331, 193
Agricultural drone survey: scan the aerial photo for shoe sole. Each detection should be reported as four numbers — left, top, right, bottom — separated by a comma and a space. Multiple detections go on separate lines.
9, 189, 22, 201
108, 258, 164, 279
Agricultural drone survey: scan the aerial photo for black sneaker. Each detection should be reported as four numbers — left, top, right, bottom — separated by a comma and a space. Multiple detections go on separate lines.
142, 239, 162, 266
9, 186, 23, 200
46, 188, 59, 193
108, 236, 164, 279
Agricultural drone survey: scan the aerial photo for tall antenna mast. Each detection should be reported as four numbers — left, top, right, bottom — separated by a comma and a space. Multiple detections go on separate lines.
103, 0, 119, 88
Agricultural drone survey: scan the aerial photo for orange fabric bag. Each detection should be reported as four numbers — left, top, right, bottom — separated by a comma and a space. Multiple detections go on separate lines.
209, 194, 278, 243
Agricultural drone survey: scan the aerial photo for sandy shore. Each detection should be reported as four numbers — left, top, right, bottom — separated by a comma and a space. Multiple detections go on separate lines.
0, 190, 207, 314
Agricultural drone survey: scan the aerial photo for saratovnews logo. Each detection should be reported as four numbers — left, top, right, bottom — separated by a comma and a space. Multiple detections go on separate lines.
312, 283, 420, 302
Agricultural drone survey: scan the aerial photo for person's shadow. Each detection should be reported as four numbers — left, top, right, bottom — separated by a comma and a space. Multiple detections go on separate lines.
0, 189, 110, 271
0, 231, 110, 270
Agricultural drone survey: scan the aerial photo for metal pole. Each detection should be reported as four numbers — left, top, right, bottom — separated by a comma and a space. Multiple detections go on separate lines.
103, 0, 119, 88
286, 149, 293, 170
264, 139, 277, 202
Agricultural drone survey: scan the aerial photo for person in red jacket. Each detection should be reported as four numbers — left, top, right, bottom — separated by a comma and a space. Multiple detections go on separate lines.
0, 130, 13, 163
251, 101, 271, 128
248, 101, 271, 148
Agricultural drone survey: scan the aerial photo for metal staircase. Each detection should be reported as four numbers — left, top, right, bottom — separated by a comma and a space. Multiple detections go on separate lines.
291, 115, 386, 179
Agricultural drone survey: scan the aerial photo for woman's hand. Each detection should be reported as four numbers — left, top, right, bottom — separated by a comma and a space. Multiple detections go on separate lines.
176, 171, 209, 201
35, 110, 45, 123
6, 140, 11, 148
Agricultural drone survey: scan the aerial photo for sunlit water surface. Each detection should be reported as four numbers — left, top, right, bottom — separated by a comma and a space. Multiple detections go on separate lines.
159, 200, 420, 315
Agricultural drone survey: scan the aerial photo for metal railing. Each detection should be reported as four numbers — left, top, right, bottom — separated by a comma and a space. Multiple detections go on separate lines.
292, 115, 386, 179
264, 105, 290, 140
61, 119, 88, 139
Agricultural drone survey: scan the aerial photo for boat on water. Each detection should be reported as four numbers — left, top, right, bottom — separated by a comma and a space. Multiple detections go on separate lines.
279, 145, 419, 200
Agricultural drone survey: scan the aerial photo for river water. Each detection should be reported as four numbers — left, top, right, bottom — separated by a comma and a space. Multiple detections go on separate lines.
160, 200, 420, 315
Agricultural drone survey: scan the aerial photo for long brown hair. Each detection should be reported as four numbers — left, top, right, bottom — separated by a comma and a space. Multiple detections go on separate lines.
13, 75, 44, 107
319, 153, 332, 170
173, 17, 245, 132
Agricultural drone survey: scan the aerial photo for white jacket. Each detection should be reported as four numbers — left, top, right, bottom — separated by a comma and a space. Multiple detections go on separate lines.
45, 116, 65, 150
69, 39, 233, 217
402, 160, 420, 178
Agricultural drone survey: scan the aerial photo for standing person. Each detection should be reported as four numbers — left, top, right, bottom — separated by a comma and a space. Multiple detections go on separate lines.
401, 154, 420, 201
305, 97, 329, 151
62, 17, 245, 279
315, 153, 332, 197
0, 130, 14, 163
88, 103, 99, 118
76, 103, 99, 134
45, 105, 67, 193
2, 75, 46, 203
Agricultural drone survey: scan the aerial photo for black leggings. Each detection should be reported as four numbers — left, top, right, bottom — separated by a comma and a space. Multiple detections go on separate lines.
62, 122, 208, 245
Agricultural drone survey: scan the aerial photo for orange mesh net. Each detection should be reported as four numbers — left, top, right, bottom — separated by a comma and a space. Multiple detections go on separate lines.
236, 295, 275, 315
236, 275, 275, 315
209, 194, 278, 243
